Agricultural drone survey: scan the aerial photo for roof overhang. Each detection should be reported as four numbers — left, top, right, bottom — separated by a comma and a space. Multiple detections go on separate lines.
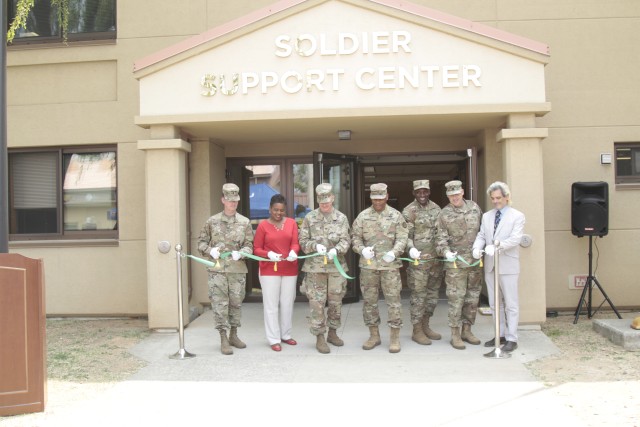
133, 0, 550, 143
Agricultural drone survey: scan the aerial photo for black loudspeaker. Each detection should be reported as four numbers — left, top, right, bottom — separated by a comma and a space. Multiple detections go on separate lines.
571, 182, 608, 237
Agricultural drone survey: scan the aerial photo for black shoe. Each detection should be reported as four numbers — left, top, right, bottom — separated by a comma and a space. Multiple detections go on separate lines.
501, 341, 518, 353
483, 337, 506, 347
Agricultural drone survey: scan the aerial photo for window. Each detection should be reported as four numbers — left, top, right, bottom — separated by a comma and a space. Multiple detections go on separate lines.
614, 142, 640, 185
8, 0, 116, 45
9, 147, 118, 240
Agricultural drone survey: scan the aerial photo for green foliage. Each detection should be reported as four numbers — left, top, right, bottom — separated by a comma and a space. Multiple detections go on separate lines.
6, 0, 34, 42
7, 0, 70, 43
293, 164, 308, 193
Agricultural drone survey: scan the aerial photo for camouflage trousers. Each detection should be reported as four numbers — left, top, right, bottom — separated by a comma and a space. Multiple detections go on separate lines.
208, 272, 246, 331
303, 272, 347, 335
444, 267, 482, 328
407, 262, 444, 324
360, 269, 403, 328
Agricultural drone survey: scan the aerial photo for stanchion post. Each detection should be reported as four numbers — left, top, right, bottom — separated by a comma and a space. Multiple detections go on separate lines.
169, 243, 195, 360
484, 240, 510, 359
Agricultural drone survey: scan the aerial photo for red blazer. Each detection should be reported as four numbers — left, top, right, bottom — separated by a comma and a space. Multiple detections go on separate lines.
253, 217, 300, 276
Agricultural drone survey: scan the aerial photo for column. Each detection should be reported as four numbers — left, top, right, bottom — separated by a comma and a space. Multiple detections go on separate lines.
497, 113, 548, 324
138, 125, 191, 329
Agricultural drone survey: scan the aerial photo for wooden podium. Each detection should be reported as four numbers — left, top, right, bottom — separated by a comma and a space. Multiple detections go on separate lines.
0, 254, 46, 416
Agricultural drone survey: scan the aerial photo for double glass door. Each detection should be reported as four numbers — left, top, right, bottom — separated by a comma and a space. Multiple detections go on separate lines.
226, 155, 360, 303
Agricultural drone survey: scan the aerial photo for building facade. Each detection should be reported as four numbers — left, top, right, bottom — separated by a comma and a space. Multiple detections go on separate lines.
7, 0, 640, 328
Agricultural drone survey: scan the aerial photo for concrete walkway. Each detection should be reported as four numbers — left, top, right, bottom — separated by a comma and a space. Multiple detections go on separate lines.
3, 299, 639, 426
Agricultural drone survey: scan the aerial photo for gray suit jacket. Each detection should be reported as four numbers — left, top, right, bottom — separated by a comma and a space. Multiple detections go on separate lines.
473, 206, 525, 274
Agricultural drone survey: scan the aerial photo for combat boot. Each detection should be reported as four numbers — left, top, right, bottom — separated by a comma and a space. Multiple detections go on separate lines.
316, 334, 330, 354
422, 315, 442, 340
461, 323, 481, 345
219, 330, 233, 355
412, 320, 431, 345
389, 327, 401, 353
229, 327, 246, 349
362, 326, 381, 350
327, 328, 344, 346
450, 327, 465, 350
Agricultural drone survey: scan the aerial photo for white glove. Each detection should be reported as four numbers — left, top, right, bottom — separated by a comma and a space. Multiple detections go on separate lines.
472, 248, 482, 260
231, 251, 242, 261
485, 245, 495, 256
327, 248, 337, 260
286, 250, 298, 262
316, 244, 327, 255
409, 248, 421, 260
445, 251, 457, 262
382, 251, 395, 263
361, 246, 375, 260
209, 247, 221, 259
267, 251, 282, 261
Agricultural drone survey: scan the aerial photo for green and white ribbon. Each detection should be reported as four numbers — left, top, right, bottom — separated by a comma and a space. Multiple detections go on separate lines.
184, 251, 354, 280
399, 255, 482, 268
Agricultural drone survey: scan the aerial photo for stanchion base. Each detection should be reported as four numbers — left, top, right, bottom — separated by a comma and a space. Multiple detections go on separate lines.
169, 348, 196, 360
483, 347, 511, 359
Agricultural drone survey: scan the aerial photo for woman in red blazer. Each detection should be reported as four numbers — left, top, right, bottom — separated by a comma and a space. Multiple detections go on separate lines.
253, 194, 300, 351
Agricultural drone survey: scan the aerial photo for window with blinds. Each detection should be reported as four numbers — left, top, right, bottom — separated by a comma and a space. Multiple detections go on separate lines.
9, 147, 118, 240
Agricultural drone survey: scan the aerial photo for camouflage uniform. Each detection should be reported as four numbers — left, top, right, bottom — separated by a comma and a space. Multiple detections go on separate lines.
403, 199, 443, 324
197, 211, 254, 331
352, 205, 408, 328
299, 208, 351, 336
436, 199, 483, 328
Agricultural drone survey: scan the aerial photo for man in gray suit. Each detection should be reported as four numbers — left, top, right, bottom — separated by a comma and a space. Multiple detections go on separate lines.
472, 181, 525, 353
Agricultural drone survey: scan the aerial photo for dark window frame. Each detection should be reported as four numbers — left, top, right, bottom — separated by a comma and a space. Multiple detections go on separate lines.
8, 145, 119, 241
7, 0, 117, 47
614, 142, 640, 185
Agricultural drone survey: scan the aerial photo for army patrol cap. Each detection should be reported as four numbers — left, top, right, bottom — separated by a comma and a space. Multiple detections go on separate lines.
222, 183, 240, 201
370, 183, 388, 199
445, 180, 463, 195
315, 183, 334, 203
413, 179, 430, 190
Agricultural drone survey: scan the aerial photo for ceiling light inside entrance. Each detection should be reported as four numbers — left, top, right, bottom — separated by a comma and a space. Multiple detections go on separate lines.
337, 130, 351, 140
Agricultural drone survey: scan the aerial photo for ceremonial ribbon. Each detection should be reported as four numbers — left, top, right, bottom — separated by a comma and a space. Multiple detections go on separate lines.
184, 251, 354, 280
447, 255, 482, 268
398, 255, 483, 268
184, 251, 480, 278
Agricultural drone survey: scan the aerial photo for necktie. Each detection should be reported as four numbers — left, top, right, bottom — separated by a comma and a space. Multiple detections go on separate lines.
494, 210, 501, 234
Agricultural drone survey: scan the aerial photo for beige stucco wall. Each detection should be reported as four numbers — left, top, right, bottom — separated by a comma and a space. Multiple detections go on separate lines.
7, 0, 640, 321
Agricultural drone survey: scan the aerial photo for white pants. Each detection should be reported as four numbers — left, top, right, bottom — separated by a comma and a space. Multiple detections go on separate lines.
259, 274, 297, 345
485, 271, 519, 342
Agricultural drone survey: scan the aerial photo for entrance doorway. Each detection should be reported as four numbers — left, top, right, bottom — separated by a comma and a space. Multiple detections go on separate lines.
226, 149, 477, 303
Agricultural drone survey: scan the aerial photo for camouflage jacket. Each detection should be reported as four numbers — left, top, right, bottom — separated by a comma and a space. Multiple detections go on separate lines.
352, 205, 408, 270
436, 200, 482, 269
298, 208, 350, 273
402, 199, 441, 267
197, 212, 254, 273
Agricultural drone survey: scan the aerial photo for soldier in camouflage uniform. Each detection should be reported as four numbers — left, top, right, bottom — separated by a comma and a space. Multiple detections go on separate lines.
402, 179, 443, 346
352, 183, 408, 353
197, 183, 254, 355
299, 183, 351, 354
436, 180, 483, 350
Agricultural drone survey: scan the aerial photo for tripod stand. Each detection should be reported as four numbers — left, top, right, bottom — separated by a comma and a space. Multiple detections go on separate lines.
573, 235, 622, 324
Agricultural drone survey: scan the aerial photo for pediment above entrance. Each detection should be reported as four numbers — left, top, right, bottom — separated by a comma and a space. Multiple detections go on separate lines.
134, 0, 549, 133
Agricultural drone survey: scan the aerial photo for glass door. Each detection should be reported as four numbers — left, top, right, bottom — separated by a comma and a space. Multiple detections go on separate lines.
313, 152, 360, 303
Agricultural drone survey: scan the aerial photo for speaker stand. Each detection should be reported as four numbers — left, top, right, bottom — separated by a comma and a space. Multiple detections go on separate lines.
573, 236, 622, 324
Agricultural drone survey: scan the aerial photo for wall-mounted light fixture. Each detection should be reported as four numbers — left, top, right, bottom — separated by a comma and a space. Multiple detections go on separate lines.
600, 153, 612, 164
337, 130, 351, 140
